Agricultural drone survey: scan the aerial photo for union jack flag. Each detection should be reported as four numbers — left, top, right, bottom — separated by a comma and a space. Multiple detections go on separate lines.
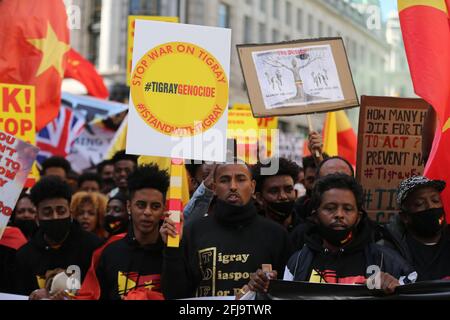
37, 105, 85, 164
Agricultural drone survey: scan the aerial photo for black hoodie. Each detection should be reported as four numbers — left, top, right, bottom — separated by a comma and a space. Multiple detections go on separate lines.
95, 226, 164, 300
379, 215, 450, 281
285, 216, 414, 283
162, 200, 292, 299
14, 221, 103, 295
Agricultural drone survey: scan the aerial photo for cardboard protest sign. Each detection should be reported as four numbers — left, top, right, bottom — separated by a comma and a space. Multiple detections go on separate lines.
126, 16, 179, 86
127, 21, 231, 162
227, 106, 258, 164
237, 38, 358, 117
356, 96, 429, 223
0, 130, 39, 238
227, 103, 279, 163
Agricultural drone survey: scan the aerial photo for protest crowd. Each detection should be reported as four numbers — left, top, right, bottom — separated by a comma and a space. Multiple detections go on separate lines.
1, 0, 450, 302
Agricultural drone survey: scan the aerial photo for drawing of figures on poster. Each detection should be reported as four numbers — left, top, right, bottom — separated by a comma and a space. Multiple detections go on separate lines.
252, 45, 345, 109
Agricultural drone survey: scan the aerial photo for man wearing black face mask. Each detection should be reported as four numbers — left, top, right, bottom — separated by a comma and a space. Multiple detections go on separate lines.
13, 176, 103, 297
161, 160, 291, 299
248, 174, 415, 296
380, 176, 450, 281
252, 158, 300, 232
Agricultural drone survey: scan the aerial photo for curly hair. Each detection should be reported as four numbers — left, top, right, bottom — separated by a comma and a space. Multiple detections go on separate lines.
310, 173, 364, 213
77, 172, 102, 189
251, 157, 300, 193
127, 164, 170, 199
111, 150, 138, 165
30, 176, 72, 207
70, 191, 108, 237
41, 156, 71, 176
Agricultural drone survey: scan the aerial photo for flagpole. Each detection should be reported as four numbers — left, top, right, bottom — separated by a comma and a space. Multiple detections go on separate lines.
307, 115, 320, 158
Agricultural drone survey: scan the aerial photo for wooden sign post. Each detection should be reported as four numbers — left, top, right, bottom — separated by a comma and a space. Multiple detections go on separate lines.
356, 96, 429, 223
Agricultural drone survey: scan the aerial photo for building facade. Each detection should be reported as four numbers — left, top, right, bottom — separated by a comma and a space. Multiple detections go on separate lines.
67, 0, 392, 133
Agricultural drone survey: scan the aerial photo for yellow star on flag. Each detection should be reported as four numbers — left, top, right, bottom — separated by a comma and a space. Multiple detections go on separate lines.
27, 22, 70, 77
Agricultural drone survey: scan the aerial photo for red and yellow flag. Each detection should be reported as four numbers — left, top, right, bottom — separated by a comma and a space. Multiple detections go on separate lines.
399, 0, 450, 220
0, 0, 70, 131
323, 111, 357, 166
65, 48, 109, 99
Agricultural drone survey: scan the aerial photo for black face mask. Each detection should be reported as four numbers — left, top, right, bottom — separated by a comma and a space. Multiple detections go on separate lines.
407, 207, 445, 238
266, 200, 295, 222
104, 215, 129, 235
317, 223, 354, 247
214, 199, 257, 226
39, 217, 72, 243
13, 219, 38, 239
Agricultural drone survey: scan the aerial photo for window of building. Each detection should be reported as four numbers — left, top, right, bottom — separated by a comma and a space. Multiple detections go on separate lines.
286, 2, 292, 26
218, 3, 230, 28
272, 28, 279, 42
246, 0, 252, 5
318, 20, 323, 37
129, 0, 159, 15
258, 22, 267, 43
360, 45, 365, 64
327, 26, 333, 37
88, 0, 102, 65
244, 16, 252, 43
273, 0, 279, 19
297, 8, 303, 31
260, 0, 266, 11
307, 14, 314, 36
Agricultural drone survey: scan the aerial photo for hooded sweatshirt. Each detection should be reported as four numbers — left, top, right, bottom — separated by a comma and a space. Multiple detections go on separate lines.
162, 199, 292, 299
284, 216, 414, 284
95, 226, 164, 300
379, 215, 450, 281
14, 221, 103, 295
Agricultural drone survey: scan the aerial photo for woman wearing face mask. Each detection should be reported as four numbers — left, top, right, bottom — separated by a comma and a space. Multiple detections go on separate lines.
248, 174, 416, 296
380, 176, 450, 281
11, 193, 38, 240
103, 194, 129, 237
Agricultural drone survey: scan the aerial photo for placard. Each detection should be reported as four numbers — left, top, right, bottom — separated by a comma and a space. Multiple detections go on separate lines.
126, 16, 179, 86
237, 38, 358, 117
127, 21, 231, 162
0, 130, 39, 238
356, 96, 429, 223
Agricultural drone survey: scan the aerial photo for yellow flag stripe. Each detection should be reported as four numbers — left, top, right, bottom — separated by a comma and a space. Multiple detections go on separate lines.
398, 0, 448, 14
336, 110, 352, 131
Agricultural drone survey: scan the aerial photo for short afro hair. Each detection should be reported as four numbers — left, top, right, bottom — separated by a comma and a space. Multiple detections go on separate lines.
310, 173, 364, 213
78, 172, 102, 189
96, 159, 114, 174
41, 156, 71, 175
185, 162, 203, 180
30, 176, 72, 207
111, 150, 138, 165
252, 157, 300, 193
127, 164, 170, 199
